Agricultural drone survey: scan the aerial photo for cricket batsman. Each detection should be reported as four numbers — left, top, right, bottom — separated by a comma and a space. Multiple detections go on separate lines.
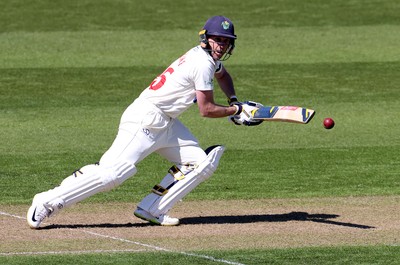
27, 15, 262, 228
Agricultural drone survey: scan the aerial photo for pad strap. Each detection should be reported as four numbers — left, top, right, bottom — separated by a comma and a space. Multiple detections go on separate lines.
151, 165, 187, 196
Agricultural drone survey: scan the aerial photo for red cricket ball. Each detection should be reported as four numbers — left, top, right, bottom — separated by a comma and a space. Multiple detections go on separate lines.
323, 118, 335, 129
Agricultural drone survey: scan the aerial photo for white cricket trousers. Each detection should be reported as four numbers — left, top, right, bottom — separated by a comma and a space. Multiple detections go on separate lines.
99, 98, 207, 168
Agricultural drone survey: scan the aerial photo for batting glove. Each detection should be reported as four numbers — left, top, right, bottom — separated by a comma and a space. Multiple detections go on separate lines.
229, 101, 263, 126
227, 96, 238, 105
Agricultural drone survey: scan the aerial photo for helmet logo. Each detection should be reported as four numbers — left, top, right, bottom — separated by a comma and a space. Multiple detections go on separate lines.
221, 21, 230, 30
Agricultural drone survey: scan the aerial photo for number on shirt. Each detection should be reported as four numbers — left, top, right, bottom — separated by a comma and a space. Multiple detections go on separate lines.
149, 67, 174, 90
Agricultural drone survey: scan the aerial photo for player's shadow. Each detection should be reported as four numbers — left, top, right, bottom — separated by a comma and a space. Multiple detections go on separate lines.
41, 222, 150, 230
41, 211, 374, 230
180, 212, 375, 229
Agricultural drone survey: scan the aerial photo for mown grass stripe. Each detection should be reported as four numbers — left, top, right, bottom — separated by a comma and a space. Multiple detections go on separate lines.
1, 25, 399, 69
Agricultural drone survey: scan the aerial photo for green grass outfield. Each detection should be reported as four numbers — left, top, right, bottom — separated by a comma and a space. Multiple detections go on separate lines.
1, 0, 399, 264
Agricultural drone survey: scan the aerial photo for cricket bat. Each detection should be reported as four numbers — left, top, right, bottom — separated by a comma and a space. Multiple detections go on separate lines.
252, 106, 315, 124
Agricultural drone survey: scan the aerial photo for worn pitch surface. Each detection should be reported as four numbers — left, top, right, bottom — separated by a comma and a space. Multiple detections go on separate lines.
1, 196, 398, 255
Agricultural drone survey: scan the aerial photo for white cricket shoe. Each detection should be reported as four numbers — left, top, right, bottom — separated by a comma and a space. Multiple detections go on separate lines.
27, 202, 54, 229
134, 208, 179, 226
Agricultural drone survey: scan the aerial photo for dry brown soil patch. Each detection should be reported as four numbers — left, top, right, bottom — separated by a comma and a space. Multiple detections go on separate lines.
1, 196, 399, 254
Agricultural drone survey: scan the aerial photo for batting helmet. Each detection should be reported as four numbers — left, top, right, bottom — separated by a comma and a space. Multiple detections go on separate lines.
199, 16, 236, 60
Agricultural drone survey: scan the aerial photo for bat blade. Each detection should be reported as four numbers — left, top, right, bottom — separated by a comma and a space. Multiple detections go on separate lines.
252, 106, 315, 124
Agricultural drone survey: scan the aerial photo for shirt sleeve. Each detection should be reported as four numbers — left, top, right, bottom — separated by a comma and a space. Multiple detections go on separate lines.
192, 59, 215, 91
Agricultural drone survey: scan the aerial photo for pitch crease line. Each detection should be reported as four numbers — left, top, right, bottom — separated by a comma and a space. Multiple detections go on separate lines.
82, 230, 246, 265
0, 210, 246, 265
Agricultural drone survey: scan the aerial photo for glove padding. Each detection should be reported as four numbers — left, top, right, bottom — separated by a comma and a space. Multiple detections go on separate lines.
229, 101, 263, 126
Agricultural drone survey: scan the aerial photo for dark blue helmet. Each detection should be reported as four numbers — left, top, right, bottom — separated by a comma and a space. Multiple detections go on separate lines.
201, 16, 236, 39
199, 16, 237, 60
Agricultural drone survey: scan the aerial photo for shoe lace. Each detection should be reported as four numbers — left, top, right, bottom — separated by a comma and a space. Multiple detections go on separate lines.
160, 214, 175, 221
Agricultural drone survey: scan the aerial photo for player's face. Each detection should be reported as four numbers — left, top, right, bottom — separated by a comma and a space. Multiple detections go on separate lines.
207, 36, 231, 60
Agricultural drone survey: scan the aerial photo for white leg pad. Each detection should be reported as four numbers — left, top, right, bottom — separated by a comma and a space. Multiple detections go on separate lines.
138, 145, 225, 217
34, 161, 136, 213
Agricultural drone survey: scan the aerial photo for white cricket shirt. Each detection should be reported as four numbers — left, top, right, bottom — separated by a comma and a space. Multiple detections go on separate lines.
138, 46, 222, 118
